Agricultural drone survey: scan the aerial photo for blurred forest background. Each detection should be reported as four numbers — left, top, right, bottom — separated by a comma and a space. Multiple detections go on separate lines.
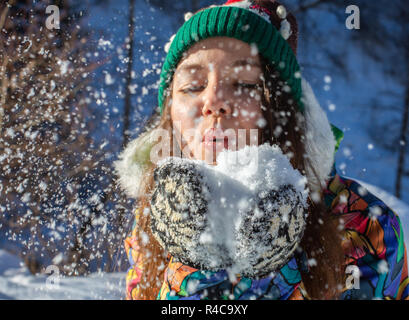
0, 0, 408, 276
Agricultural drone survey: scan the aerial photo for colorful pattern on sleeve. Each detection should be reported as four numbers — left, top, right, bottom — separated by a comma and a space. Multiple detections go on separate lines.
323, 174, 409, 300
157, 255, 308, 300
124, 173, 409, 300
124, 208, 146, 300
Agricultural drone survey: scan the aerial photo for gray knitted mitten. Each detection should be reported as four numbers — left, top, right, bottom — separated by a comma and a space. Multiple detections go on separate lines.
150, 156, 308, 277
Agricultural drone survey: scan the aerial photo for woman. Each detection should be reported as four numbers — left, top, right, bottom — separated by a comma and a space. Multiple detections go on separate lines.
115, 0, 408, 300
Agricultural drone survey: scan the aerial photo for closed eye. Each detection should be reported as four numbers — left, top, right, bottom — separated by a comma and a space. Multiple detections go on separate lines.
235, 83, 261, 90
180, 83, 262, 94
180, 85, 206, 94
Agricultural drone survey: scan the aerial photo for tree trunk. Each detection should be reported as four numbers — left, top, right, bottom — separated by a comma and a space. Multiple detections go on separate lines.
0, 1, 14, 133
293, 0, 332, 14
191, 0, 199, 12
395, 81, 409, 198
122, 0, 135, 148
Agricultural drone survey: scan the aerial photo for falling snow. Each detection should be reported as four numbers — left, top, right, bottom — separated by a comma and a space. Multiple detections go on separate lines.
1, 0, 409, 301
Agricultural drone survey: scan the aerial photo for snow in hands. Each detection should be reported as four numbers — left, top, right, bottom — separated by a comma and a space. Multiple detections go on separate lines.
150, 143, 309, 279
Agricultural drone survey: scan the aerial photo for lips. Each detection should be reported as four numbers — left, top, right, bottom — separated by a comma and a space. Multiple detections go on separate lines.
203, 128, 230, 150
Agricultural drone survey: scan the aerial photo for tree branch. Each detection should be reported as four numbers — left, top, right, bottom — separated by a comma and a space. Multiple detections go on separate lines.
0, 0, 15, 30
293, 0, 333, 14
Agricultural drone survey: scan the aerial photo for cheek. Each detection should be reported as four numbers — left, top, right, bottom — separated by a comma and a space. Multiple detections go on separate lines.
234, 99, 264, 128
171, 94, 202, 123
171, 100, 203, 145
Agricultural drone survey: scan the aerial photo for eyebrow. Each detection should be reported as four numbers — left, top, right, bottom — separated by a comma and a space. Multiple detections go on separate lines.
176, 59, 261, 76
231, 59, 261, 69
175, 63, 204, 75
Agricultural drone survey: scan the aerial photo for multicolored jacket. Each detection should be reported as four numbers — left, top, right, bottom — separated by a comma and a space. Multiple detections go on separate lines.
124, 171, 409, 300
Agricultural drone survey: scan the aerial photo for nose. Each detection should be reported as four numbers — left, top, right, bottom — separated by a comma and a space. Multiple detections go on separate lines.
202, 81, 232, 117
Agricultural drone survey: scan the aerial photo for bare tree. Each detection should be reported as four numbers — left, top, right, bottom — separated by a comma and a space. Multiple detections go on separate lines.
0, 0, 132, 275
288, 0, 409, 198
147, 0, 210, 26
343, 0, 409, 198
122, 0, 136, 148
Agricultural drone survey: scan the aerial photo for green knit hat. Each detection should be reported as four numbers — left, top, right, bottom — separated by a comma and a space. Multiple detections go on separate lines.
158, 0, 303, 113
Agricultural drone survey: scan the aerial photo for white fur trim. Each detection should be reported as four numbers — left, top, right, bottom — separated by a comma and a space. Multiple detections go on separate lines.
113, 129, 157, 199
300, 77, 336, 193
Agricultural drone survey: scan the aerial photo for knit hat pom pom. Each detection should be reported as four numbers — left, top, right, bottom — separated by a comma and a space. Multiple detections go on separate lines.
224, 0, 298, 54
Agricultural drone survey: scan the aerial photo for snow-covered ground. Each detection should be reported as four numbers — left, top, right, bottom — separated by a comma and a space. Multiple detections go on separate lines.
0, 250, 126, 300
0, 179, 408, 300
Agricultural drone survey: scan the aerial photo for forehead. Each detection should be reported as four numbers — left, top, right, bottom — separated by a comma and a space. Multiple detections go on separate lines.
175, 37, 261, 74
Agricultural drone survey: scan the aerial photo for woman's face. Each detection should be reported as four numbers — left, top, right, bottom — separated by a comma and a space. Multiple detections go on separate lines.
170, 37, 267, 164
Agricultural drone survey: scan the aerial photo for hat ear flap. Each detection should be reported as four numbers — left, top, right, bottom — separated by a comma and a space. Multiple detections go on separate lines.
113, 128, 157, 199
300, 78, 337, 192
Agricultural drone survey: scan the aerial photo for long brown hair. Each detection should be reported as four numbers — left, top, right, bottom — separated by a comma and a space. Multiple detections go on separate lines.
131, 4, 346, 300
131, 56, 345, 299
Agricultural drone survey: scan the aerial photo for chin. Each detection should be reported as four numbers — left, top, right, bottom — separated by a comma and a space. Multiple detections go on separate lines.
196, 145, 224, 164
